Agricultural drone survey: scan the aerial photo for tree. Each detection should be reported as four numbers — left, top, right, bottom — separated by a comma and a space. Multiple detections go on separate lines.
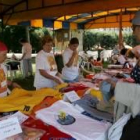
100, 33, 118, 49
83, 31, 118, 51
124, 33, 139, 47
83, 32, 94, 51
0, 25, 50, 52
30, 27, 50, 53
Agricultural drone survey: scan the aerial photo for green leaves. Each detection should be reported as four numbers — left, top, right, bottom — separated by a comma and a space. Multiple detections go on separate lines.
83, 30, 138, 50
0, 25, 50, 53
83, 31, 118, 50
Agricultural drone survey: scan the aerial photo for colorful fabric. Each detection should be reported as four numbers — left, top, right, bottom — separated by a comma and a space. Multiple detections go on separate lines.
61, 83, 88, 92
22, 117, 75, 140
54, 83, 68, 90
73, 94, 113, 122
32, 96, 61, 113
99, 78, 117, 102
0, 88, 62, 114
90, 89, 103, 101
76, 89, 87, 97
36, 100, 111, 140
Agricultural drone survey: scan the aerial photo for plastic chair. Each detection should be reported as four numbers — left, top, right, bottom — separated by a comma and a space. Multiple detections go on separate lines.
5, 59, 22, 80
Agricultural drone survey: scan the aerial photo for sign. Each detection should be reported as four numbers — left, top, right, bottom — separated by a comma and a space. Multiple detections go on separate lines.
0, 111, 29, 124
63, 91, 80, 102
0, 117, 22, 139
11, 111, 29, 124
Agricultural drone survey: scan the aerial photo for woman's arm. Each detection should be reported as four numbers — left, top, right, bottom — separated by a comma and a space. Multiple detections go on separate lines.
39, 69, 62, 84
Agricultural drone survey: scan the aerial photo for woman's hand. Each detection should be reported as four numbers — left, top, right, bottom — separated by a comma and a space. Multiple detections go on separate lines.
54, 77, 62, 84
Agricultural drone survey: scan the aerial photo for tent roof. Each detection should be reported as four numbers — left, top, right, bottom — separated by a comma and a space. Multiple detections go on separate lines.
0, 0, 140, 29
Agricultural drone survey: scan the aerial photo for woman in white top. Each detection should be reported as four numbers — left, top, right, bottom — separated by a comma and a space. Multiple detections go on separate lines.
19, 39, 33, 78
62, 37, 79, 83
34, 36, 62, 89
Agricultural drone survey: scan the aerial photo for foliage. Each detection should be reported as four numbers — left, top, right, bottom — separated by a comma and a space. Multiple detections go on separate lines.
0, 24, 139, 52
30, 27, 50, 52
83, 32, 97, 51
0, 25, 26, 53
0, 25, 50, 53
83, 30, 138, 51
123, 33, 139, 47
100, 33, 118, 49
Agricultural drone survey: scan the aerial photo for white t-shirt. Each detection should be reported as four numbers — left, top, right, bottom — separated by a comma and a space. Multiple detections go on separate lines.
0, 64, 7, 97
36, 100, 111, 140
118, 55, 126, 65
22, 43, 32, 59
132, 45, 140, 55
34, 50, 58, 89
62, 48, 79, 81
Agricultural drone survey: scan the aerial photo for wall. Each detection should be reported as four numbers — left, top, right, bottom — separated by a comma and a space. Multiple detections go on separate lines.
54, 29, 84, 53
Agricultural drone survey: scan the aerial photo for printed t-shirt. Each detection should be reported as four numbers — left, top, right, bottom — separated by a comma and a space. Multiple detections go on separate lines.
0, 64, 7, 97
34, 50, 58, 89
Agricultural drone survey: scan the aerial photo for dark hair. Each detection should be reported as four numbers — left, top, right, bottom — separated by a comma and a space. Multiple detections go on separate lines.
70, 37, 79, 45
42, 35, 53, 46
19, 38, 27, 43
120, 48, 128, 55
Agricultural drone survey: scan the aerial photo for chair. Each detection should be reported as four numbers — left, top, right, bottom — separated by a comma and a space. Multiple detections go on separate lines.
79, 55, 91, 70
79, 55, 103, 75
5, 59, 22, 80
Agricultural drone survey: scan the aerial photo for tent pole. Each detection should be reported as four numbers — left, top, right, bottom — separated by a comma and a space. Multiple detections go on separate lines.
119, 9, 123, 50
1, 16, 4, 36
